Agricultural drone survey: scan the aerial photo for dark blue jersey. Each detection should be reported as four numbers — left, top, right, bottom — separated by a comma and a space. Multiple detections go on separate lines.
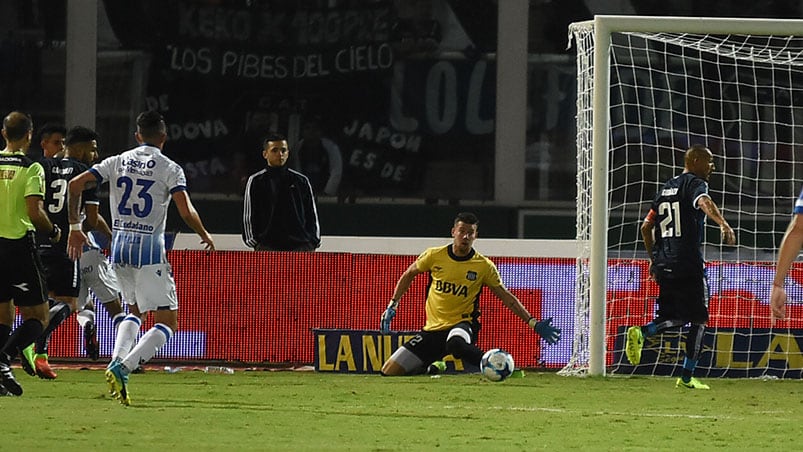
36, 157, 98, 255
648, 172, 709, 278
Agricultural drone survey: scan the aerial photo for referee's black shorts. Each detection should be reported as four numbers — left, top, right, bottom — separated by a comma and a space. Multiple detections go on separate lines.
0, 232, 48, 306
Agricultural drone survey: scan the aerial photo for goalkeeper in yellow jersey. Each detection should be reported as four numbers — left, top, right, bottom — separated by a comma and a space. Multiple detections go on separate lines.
379, 212, 561, 376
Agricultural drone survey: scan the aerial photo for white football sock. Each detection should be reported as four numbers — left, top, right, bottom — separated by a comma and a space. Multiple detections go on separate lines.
110, 312, 126, 331
76, 308, 95, 328
112, 315, 141, 363
121, 324, 173, 372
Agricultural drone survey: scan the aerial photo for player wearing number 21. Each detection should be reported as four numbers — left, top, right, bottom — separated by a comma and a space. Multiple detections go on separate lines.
625, 145, 735, 390
66, 111, 215, 405
379, 212, 561, 376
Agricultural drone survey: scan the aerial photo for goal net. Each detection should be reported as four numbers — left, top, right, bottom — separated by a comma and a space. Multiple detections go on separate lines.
562, 16, 803, 378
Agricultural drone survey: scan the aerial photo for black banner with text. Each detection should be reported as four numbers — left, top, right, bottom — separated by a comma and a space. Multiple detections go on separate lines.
103, 0, 496, 198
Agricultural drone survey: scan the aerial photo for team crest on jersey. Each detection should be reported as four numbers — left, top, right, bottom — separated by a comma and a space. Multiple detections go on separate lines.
466, 271, 477, 281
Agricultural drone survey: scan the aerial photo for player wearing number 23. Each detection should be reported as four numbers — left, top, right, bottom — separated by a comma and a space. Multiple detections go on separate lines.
625, 145, 735, 390
66, 111, 215, 405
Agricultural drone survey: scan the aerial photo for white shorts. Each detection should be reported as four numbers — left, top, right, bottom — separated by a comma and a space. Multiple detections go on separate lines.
79, 248, 121, 309
113, 262, 178, 312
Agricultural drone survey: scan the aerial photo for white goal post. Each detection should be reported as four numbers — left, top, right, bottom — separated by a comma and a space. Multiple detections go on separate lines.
565, 16, 803, 377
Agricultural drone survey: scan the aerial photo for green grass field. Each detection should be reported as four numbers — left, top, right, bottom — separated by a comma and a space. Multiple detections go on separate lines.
3, 367, 801, 450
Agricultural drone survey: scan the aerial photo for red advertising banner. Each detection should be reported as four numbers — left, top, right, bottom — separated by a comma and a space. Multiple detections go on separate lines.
40, 251, 802, 373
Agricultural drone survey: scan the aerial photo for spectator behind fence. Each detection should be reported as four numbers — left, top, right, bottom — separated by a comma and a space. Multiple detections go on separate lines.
242, 132, 321, 252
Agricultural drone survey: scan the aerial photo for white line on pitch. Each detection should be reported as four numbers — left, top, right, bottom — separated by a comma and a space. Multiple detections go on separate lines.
496, 406, 739, 420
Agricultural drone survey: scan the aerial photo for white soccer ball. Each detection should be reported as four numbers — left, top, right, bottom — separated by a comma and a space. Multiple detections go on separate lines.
480, 348, 515, 382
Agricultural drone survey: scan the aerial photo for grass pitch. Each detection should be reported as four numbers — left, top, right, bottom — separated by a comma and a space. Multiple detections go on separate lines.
3, 367, 801, 450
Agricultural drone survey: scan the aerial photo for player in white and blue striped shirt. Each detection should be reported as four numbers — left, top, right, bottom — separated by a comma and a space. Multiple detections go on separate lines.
66, 111, 215, 405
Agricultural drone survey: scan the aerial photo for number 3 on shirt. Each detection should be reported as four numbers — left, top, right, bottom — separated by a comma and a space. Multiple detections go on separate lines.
117, 176, 154, 217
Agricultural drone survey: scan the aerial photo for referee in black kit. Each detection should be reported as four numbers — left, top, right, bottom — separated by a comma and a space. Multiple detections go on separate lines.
0, 111, 60, 396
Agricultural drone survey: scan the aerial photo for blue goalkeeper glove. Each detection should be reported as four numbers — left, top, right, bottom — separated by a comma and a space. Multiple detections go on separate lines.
380, 299, 398, 333
529, 317, 561, 345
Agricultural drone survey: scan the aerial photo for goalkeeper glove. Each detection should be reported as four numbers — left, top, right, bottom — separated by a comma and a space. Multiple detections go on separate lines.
380, 299, 398, 333
528, 317, 561, 344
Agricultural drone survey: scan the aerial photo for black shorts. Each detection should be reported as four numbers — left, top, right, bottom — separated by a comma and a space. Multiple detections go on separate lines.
40, 251, 79, 298
402, 321, 477, 365
0, 233, 48, 307
655, 273, 709, 324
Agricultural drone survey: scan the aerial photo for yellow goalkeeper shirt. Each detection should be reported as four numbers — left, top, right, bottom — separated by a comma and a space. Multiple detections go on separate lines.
416, 244, 503, 332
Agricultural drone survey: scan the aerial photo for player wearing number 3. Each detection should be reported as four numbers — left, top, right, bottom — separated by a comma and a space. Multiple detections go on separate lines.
379, 212, 561, 376
66, 111, 215, 405
625, 145, 735, 389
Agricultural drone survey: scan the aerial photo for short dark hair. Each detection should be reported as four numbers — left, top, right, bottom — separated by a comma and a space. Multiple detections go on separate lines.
65, 126, 98, 146
455, 212, 479, 226
38, 122, 66, 140
262, 132, 287, 148
3, 111, 33, 141
136, 110, 166, 140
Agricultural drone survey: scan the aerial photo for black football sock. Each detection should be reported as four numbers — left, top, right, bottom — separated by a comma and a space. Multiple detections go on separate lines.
445, 337, 484, 368
35, 302, 72, 355
0, 324, 11, 348
1, 319, 44, 363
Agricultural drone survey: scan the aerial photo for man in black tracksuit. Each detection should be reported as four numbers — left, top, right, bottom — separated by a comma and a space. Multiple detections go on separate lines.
242, 133, 321, 252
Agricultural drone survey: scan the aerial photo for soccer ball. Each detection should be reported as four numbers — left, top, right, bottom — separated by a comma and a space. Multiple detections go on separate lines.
480, 348, 515, 382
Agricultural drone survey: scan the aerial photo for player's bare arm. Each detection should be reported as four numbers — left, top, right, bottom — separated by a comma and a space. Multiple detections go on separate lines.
697, 195, 735, 245
391, 262, 422, 303
66, 170, 96, 260
172, 190, 215, 251
640, 210, 657, 257
771, 214, 803, 323
380, 262, 422, 333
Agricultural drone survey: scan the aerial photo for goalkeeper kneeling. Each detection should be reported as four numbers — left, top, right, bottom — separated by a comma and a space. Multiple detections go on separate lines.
378, 212, 561, 376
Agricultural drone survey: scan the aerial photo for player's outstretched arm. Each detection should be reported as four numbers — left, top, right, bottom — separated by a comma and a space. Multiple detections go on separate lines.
172, 191, 215, 251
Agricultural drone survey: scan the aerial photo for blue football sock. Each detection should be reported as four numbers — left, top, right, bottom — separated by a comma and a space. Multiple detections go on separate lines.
681, 357, 697, 382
